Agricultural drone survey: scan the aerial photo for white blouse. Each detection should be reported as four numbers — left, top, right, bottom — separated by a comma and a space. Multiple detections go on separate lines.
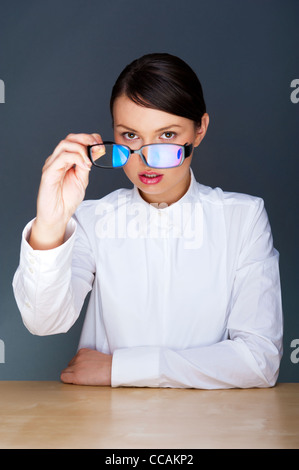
12, 169, 283, 388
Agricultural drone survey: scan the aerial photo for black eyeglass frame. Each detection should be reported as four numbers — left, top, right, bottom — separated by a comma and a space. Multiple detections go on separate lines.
87, 141, 193, 169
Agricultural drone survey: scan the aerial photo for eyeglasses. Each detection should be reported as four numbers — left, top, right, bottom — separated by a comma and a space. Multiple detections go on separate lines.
87, 141, 193, 169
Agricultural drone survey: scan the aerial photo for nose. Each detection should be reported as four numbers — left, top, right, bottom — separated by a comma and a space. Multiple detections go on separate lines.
129, 148, 146, 163
128, 149, 154, 171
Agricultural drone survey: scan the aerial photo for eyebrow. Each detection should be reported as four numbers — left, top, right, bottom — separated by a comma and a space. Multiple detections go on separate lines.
115, 124, 183, 133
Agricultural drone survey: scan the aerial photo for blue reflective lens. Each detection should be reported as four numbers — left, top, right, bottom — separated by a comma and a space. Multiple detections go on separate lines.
145, 144, 184, 168
112, 145, 130, 167
147, 146, 161, 167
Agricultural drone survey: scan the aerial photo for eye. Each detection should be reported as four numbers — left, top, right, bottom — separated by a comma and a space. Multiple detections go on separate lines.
161, 131, 176, 140
123, 132, 138, 140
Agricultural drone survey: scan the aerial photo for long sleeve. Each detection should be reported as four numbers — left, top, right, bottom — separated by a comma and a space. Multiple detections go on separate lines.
12, 217, 95, 336
111, 198, 283, 389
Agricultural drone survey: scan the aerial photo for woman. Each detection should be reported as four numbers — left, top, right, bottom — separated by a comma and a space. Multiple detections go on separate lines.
13, 53, 283, 388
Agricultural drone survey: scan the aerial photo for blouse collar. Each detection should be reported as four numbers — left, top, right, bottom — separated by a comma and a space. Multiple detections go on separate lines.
131, 167, 198, 213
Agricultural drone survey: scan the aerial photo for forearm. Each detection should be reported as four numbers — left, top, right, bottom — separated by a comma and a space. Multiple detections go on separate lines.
111, 337, 281, 389
13, 218, 91, 335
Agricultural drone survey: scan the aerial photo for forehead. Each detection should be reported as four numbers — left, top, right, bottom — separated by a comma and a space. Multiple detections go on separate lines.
113, 95, 191, 132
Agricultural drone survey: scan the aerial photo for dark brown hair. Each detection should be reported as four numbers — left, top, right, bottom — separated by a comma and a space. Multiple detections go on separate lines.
110, 53, 206, 126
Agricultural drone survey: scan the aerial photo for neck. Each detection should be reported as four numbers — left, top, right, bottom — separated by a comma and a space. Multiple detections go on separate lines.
138, 169, 191, 206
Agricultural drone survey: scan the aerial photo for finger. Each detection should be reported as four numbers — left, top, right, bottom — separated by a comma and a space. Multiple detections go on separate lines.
50, 151, 91, 170
41, 152, 91, 184
65, 133, 103, 146
90, 133, 103, 144
72, 159, 91, 188
89, 144, 107, 164
45, 134, 102, 169
48, 140, 92, 166
60, 370, 74, 384
64, 134, 103, 161
66, 348, 92, 367
65, 348, 88, 367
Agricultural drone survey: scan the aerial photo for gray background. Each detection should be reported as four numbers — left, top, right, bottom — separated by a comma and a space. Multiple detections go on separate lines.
0, 0, 298, 381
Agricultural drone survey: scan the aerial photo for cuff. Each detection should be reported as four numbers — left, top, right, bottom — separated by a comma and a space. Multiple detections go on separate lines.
111, 346, 161, 388
20, 217, 77, 272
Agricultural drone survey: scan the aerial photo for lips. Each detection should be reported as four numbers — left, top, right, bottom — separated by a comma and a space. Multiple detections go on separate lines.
138, 171, 163, 185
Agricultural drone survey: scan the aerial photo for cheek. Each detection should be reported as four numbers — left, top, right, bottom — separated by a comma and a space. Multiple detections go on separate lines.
123, 158, 140, 179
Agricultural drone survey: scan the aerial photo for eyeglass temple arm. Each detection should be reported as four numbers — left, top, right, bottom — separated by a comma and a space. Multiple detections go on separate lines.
184, 143, 193, 158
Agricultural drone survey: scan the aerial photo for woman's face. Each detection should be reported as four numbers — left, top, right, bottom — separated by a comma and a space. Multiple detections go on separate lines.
113, 95, 209, 205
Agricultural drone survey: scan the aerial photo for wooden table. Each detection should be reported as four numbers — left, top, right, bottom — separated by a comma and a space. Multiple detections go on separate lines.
0, 382, 298, 449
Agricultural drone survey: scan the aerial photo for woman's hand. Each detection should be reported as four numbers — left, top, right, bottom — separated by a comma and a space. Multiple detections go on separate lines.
60, 348, 112, 386
29, 133, 102, 250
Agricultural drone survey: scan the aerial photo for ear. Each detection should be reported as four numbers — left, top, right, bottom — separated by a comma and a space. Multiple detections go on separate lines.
194, 113, 209, 147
